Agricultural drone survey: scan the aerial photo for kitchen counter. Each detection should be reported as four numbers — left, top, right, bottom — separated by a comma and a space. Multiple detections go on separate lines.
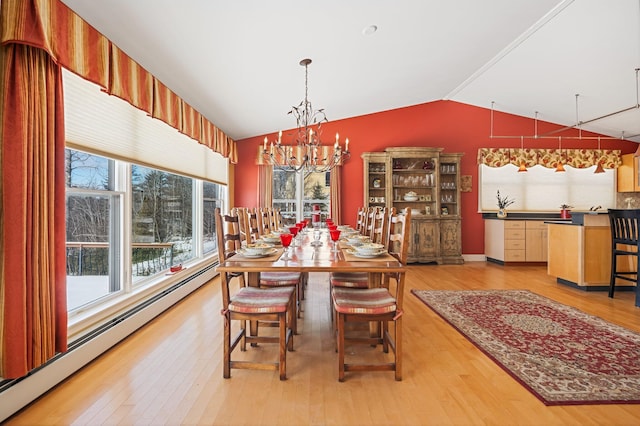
546, 211, 633, 290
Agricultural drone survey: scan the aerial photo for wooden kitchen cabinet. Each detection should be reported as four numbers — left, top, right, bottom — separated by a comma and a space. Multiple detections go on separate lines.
525, 221, 548, 261
485, 219, 548, 263
616, 153, 640, 192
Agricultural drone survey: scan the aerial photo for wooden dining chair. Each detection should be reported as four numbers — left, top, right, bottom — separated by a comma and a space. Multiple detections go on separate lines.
233, 207, 250, 246
329, 207, 394, 293
268, 207, 282, 231
257, 207, 271, 236
246, 207, 261, 243
372, 207, 394, 245
355, 207, 367, 234
332, 208, 411, 381
256, 209, 305, 332
215, 208, 296, 380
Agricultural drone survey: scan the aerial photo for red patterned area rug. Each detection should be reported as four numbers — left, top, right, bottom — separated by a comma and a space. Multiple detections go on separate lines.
412, 289, 640, 405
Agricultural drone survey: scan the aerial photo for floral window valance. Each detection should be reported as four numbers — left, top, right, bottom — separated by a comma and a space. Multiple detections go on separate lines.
477, 148, 621, 169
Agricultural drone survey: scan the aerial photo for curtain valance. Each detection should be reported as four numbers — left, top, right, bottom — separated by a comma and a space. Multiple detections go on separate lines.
477, 148, 621, 169
0, 0, 237, 163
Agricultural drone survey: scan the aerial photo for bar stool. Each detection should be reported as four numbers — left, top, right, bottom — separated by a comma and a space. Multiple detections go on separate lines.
607, 208, 640, 307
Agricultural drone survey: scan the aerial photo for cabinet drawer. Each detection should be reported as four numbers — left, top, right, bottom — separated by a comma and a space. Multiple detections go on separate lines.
526, 221, 548, 230
505, 249, 526, 261
505, 239, 525, 250
505, 229, 526, 240
504, 221, 525, 230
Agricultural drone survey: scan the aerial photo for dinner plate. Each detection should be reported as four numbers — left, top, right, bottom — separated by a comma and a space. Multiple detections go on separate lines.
238, 248, 277, 258
346, 249, 386, 258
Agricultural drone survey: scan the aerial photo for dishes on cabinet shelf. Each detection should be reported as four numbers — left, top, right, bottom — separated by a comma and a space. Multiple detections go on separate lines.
403, 191, 418, 201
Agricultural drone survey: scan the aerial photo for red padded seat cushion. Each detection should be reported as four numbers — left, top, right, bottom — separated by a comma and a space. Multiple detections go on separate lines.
260, 272, 301, 286
229, 287, 294, 314
332, 287, 396, 315
330, 272, 369, 288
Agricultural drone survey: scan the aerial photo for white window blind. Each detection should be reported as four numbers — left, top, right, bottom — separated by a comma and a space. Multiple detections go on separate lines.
63, 69, 228, 184
479, 164, 615, 212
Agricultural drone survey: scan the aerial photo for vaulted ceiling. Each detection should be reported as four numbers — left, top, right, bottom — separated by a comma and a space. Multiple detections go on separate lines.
60, 0, 640, 142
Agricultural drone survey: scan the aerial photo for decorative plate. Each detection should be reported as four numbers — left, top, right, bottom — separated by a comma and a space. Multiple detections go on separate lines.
238, 248, 277, 258
347, 249, 386, 258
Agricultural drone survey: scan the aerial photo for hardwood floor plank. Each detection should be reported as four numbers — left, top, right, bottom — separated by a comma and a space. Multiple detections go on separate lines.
5, 263, 640, 425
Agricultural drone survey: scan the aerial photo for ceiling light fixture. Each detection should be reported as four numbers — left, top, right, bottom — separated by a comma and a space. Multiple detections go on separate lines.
594, 136, 605, 174
490, 68, 640, 142
555, 137, 565, 172
518, 136, 527, 172
262, 58, 350, 173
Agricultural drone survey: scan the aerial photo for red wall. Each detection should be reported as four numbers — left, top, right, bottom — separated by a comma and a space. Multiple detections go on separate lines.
234, 100, 637, 255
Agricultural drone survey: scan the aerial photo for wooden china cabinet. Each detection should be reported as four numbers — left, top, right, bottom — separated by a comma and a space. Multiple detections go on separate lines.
362, 147, 463, 264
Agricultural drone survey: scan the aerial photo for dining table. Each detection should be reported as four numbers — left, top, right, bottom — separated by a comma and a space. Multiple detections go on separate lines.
215, 226, 406, 288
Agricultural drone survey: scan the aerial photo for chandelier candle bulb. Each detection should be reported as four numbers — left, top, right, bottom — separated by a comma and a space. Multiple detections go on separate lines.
346, 138, 349, 151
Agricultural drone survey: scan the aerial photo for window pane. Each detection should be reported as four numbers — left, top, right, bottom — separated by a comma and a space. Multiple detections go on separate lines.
66, 149, 112, 190
303, 171, 330, 219
132, 165, 194, 281
65, 149, 119, 311
203, 181, 223, 255
273, 169, 297, 224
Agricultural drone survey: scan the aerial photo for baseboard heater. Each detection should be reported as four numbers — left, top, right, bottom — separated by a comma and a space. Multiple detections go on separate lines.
0, 262, 218, 422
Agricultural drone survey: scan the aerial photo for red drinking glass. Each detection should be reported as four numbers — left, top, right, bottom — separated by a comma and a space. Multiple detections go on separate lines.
288, 226, 299, 237
279, 233, 293, 260
329, 229, 341, 252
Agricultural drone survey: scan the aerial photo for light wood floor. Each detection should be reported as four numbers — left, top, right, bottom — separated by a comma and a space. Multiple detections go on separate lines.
6, 263, 640, 425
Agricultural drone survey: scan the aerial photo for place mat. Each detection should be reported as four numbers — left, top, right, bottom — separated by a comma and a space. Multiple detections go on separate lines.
230, 248, 283, 262
342, 250, 397, 262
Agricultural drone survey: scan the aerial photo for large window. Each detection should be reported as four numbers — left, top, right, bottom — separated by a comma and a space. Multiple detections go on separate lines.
65, 148, 225, 313
63, 68, 229, 319
272, 170, 330, 223
479, 164, 616, 212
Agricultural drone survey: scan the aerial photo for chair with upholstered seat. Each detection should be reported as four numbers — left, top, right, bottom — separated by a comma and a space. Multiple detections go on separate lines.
329, 207, 394, 292
607, 208, 640, 307
355, 207, 367, 234
257, 208, 272, 236
215, 208, 296, 380
332, 208, 411, 381
256, 207, 305, 331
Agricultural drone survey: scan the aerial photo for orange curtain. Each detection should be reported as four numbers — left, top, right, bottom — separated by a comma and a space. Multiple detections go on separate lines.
330, 166, 342, 224
258, 165, 273, 208
0, 43, 67, 379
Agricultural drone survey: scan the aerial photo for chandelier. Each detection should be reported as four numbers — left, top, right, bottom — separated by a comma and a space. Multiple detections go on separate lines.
262, 58, 350, 173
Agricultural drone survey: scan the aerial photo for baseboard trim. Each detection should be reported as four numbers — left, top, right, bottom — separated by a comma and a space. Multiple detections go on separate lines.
0, 264, 217, 423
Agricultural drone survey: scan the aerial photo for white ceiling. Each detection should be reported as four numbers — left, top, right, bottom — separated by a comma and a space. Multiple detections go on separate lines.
59, 0, 640, 143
